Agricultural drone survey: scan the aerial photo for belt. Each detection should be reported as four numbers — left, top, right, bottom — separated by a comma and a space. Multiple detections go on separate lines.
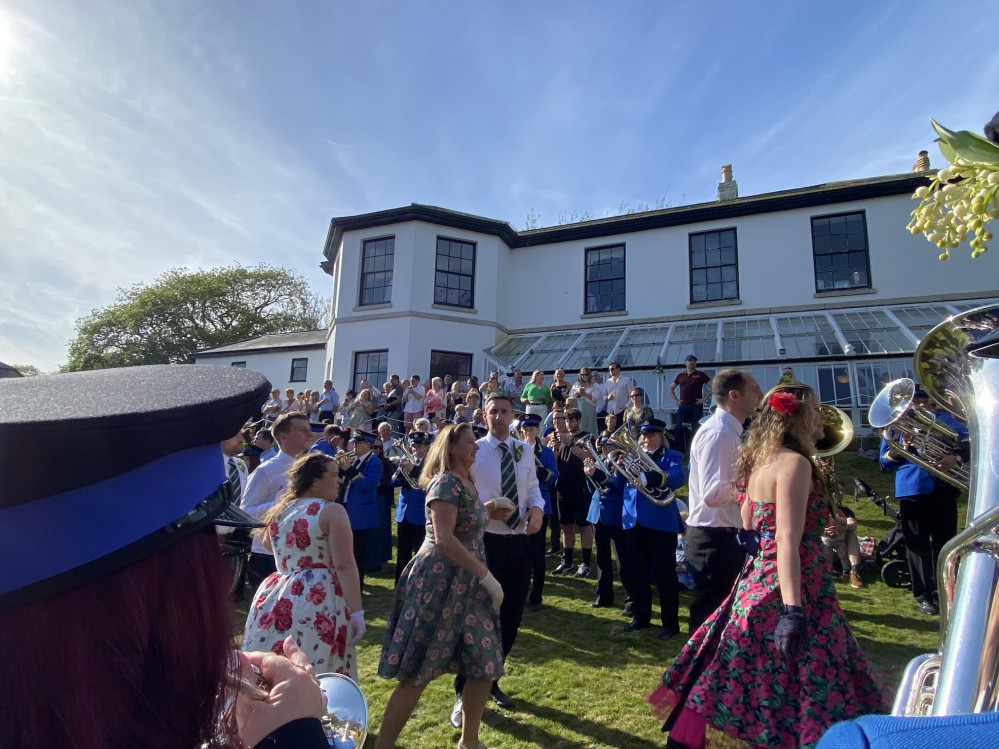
678, 401, 699, 407
527, 401, 546, 406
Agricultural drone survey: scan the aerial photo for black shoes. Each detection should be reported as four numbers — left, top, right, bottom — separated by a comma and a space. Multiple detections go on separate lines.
490, 684, 515, 709
622, 618, 650, 632
656, 626, 679, 639
590, 599, 612, 608
527, 602, 541, 612
919, 600, 940, 616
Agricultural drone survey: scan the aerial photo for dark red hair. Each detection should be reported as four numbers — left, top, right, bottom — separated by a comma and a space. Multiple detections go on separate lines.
0, 527, 240, 749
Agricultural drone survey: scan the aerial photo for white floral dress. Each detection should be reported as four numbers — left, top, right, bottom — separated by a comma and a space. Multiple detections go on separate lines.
241, 498, 356, 678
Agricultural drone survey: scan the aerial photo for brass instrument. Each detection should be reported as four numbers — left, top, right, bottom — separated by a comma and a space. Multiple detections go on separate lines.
889, 303, 999, 717
391, 438, 421, 489
605, 425, 676, 506
333, 450, 357, 470
869, 377, 969, 490
579, 435, 614, 495
814, 404, 854, 508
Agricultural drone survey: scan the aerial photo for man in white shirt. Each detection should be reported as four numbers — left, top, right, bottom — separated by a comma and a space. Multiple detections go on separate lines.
450, 393, 544, 725
601, 361, 633, 427
685, 369, 763, 633
402, 374, 426, 433
240, 411, 316, 587
261, 389, 282, 422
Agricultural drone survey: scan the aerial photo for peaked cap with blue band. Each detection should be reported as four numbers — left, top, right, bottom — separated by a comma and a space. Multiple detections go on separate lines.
0, 365, 271, 611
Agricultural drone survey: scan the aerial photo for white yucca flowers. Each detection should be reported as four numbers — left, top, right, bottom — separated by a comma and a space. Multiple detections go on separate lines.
907, 120, 999, 260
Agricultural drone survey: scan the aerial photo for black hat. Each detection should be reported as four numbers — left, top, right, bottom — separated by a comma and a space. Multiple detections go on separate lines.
639, 418, 668, 433
352, 429, 377, 443
519, 414, 541, 428
472, 424, 488, 438
409, 432, 433, 445
239, 444, 264, 458
0, 365, 270, 611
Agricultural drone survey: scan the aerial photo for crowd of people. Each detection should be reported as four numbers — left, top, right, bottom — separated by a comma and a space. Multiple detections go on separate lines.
1, 357, 971, 749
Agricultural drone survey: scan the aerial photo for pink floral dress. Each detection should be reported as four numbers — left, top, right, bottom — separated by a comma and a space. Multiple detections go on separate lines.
241, 498, 356, 678
378, 471, 504, 686
650, 491, 888, 748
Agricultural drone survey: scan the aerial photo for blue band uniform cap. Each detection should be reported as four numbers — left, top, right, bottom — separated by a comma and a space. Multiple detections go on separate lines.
685, 354, 697, 362
352, 429, 377, 443
519, 415, 541, 428
409, 432, 433, 445
639, 418, 669, 433
0, 365, 271, 611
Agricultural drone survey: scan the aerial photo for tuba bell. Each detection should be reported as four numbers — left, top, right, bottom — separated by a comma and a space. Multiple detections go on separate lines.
606, 425, 676, 506
889, 303, 999, 717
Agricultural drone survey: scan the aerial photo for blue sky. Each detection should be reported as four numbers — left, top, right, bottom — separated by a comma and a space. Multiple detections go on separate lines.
2, 1, 998, 371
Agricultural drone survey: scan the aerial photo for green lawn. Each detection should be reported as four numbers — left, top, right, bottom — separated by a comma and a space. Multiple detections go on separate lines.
238, 447, 955, 748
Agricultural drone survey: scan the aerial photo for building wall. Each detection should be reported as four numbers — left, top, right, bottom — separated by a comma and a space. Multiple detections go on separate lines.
194, 348, 327, 392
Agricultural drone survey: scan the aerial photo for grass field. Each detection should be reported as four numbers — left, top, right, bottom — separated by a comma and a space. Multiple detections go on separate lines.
238, 446, 957, 748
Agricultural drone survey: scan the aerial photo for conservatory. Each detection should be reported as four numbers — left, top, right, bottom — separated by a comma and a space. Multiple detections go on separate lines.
484, 298, 997, 431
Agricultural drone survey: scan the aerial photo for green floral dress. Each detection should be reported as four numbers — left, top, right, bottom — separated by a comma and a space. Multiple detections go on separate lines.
378, 471, 504, 686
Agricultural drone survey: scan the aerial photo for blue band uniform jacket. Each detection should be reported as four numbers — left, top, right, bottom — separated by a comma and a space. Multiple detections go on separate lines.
342, 451, 383, 530
621, 447, 686, 532
393, 461, 427, 525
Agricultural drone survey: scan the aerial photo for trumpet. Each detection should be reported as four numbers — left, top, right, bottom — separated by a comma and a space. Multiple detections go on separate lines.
333, 450, 357, 470
605, 425, 676, 506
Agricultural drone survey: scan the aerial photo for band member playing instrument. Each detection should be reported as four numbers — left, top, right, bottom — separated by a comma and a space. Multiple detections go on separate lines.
879, 387, 969, 615
519, 414, 558, 612
393, 432, 432, 582
685, 369, 762, 633
550, 408, 594, 577
584, 437, 630, 609
620, 419, 686, 639
339, 429, 383, 590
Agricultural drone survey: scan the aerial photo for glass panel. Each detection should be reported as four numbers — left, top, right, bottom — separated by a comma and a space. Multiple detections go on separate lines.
722, 318, 777, 361
832, 310, 912, 355
517, 333, 584, 372
776, 314, 843, 358
562, 328, 626, 370
890, 304, 957, 340
663, 321, 718, 364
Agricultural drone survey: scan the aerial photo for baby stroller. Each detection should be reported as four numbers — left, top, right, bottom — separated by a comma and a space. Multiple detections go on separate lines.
853, 478, 911, 589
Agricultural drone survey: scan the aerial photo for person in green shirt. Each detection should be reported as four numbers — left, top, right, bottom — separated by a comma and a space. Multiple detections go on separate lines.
521, 370, 553, 419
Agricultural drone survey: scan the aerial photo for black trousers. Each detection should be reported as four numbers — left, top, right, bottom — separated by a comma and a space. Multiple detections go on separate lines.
549, 501, 561, 553
899, 490, 958, 604
684, 525, 746, 633
624, 525, 679, 629
395, 520, 425, 582
594, 522, 627, 605
246, 552, 276, 590
352, 528, 369, 590
528, 515, 549, 605
455, 532, 531, 695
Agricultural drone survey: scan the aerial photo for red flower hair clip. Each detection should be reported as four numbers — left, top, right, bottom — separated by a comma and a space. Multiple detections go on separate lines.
768, 391, 801, 416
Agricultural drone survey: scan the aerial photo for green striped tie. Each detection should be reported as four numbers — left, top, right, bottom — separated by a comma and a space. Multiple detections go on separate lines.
499, 442, 520, 529
227, 458, 242, 504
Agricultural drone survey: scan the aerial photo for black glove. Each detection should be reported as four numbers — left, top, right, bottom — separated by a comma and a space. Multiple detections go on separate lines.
536, 465, 552, 483
774, 605, 805, 658
736, 529, 760, 556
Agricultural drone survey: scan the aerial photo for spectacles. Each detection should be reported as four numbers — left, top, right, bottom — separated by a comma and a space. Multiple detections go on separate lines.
630, 393, 642, 398
567, 416, 580, 421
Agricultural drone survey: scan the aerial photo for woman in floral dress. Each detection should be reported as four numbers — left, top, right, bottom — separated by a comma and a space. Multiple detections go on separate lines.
242, 453, 364, 678
651, 384, 888, 749
375, 422, 508, 749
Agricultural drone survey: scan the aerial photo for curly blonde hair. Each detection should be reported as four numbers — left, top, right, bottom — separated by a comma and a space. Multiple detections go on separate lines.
736, 383, 821, 489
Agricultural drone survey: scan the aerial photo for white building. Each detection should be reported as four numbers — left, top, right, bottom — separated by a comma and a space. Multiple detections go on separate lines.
318, 167, 998, 429
193, 330, 327, 393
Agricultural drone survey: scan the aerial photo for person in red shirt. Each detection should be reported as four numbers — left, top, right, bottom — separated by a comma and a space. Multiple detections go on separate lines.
669, 355, 711, 452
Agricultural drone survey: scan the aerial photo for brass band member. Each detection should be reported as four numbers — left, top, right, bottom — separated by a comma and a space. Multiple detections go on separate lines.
393, 432, 432, 581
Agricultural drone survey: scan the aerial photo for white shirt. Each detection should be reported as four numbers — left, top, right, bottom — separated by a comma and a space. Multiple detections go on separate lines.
318, 388, 340, 411
602, 375, 634, 412
403, 385, 426, 414
686, 407, 744, 529
471, 433, 544, 536
262, 397, 282, 416
240, 450, 296, 555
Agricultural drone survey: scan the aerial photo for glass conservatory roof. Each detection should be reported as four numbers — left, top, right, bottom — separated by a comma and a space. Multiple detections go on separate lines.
486, 299, 998, 372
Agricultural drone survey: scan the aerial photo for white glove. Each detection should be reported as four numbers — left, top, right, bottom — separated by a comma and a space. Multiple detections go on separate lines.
490, 496, 516, 512
479, 571, 504, 612
348, 610, 366, 644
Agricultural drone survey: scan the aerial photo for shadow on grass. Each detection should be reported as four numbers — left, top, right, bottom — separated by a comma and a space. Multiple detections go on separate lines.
483, 699, 662, 749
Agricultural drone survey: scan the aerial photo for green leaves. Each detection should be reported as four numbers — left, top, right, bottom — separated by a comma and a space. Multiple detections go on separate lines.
931, 119, 999, 166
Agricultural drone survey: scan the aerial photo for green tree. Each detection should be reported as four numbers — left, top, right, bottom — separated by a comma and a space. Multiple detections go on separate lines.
9, 364, 42, 376
64, 264, 329, 371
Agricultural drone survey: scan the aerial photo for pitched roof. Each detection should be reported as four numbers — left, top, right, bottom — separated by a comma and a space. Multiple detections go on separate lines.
321, 172, 932, 267
193, 329, 327, 357
0, 362, 24, 378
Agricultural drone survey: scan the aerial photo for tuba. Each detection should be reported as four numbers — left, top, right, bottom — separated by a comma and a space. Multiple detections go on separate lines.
869, 378, 969, 489
606, 425, 676, 506
890, 303, 999, 716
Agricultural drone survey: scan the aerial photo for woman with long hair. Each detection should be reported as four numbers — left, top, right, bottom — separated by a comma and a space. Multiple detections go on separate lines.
243, 453, 363, 677
347, 388, 376, 432
521, 370, 552, 420
375, 423, 507, 749
571, 367, 600, 435
650, 384, 887, 749
425, 376, 445, 428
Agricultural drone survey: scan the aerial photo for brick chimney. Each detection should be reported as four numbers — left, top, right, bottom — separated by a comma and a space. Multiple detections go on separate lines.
912, 150, 930, 172
718, 164, 738, 201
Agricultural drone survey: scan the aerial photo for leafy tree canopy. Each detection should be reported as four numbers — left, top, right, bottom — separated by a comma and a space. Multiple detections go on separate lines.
10, 364, 43, 376
64, 264, 329, 371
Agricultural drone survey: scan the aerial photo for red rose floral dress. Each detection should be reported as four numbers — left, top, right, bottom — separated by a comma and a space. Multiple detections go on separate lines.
650, 491, 888, 748
241, 498, 356, 678
378, 471, 504, 685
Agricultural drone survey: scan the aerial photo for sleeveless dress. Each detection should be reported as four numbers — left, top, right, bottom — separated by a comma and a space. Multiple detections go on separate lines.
378, 471, 504, 686
650, 491, 888, 748
242, 499, 356, 679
